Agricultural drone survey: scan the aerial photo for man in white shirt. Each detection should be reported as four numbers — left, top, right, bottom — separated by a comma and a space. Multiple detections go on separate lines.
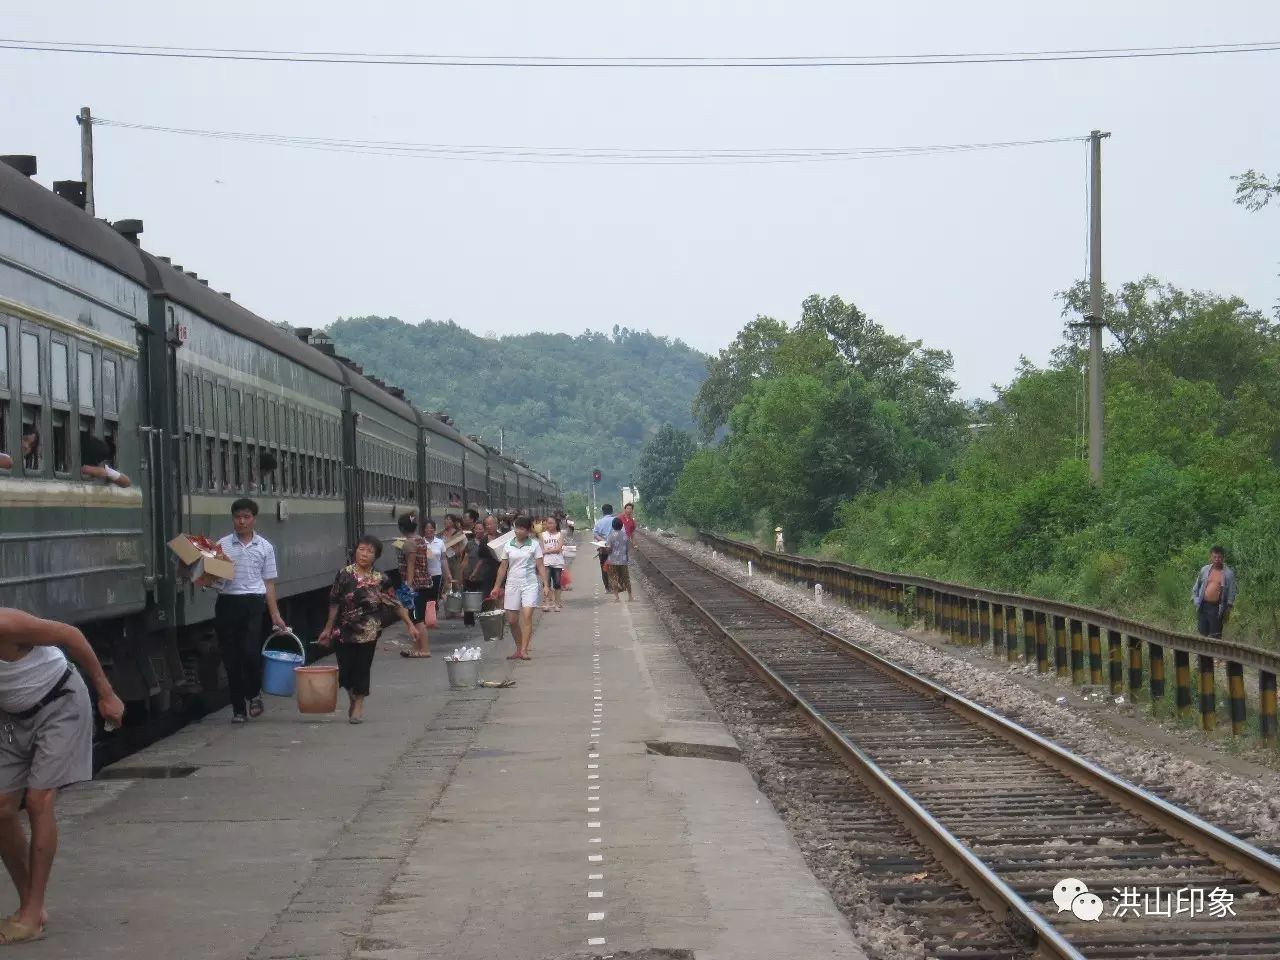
421, 519, 452, 604
214, 499, 287, 723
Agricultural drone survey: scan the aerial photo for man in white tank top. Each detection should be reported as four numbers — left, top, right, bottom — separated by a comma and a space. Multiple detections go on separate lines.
0, 608, 124, 944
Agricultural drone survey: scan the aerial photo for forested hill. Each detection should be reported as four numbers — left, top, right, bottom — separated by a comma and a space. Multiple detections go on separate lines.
324, 316, 707, 491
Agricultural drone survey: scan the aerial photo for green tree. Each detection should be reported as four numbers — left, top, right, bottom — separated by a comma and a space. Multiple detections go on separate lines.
691, 316, 792, 440
635, 425, 698, 519
671, 449, 741, 530
1232, 169, 1280, 211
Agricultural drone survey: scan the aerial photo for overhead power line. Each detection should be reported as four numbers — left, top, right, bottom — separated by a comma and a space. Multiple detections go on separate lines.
2, 37, 1279, 68
91, 118, 1087, 165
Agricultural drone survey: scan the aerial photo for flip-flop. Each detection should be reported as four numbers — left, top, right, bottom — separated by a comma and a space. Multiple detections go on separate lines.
505, 654, 521, 660
399, 650, 432, 659
0, 919, 44, 945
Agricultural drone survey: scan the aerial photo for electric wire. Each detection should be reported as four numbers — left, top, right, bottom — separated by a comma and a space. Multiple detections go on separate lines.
1, 37, 1279, 68
91, 117, 1088, 166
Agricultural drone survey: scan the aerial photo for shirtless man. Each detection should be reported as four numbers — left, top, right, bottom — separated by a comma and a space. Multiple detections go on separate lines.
0, 609, 125, 944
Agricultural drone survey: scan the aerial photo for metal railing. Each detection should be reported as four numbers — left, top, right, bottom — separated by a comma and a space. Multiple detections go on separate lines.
698, 531, 1280, 741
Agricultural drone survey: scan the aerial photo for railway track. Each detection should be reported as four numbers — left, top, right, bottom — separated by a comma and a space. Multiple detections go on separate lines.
638, 535, 1280, 960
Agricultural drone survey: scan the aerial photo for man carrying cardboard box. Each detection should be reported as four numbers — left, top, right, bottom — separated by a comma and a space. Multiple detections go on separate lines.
215, 499, 288, 723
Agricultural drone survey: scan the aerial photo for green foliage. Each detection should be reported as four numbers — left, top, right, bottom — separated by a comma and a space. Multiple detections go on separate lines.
325, 318, 707, 492
1232, 169, 1280, 212
634, 424, 697, 519
673, 295, 969, 544
829, 278, 1280, 645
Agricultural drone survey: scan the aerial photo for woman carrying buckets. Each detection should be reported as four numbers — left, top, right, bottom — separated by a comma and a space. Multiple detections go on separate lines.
489, 516, 550, 660
318, 536, 423, 723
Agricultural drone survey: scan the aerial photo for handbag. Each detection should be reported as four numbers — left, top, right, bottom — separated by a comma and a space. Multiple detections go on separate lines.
423, 600, 438, 628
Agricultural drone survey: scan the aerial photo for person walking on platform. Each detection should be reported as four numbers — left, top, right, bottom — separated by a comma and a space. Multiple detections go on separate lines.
0, 609, 125, 945
421, 519, 452, 610
462, 520, 500, 627
442, 515, 465, 610
490, 516, 549, 660
593, 504, 616, 590
541, 516, 566, 612
606, 517, 633, 602
214, 499, 288, 723
318, 536, 421, 723
1192, 545, 1237, 639
621, 502, 637, 540
397, 514, 432, 657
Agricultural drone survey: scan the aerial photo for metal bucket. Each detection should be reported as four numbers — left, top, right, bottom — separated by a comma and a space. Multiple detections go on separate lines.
478, 609, 506, 643
444, 591, 464, 616
462, 591, 485, 612
445, 658, 481, 689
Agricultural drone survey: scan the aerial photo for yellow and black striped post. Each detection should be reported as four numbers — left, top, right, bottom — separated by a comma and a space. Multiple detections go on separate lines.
1088, 624, 1103, 686
980, 601, 991, 647
1054, 615, 1069, 677
1021, 608, 1035, 663
1261, 671, 1277, 743
1227, 661, 1246, 736
1127, 636, 1143, 700
1149, 643, 1166, 705
1175, 650, 1192, 719
1199, 655, 1216, 731
948, 595, 961, 644
1070, 619, 1085, 683
992, 604, 1005, 657
1035, 612, 1049, 673
969, 599, 981, 646
1006, 606, 1020, 662
1108, 629, 1123, 696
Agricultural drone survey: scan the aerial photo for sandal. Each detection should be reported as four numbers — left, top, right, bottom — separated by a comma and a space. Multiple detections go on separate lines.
399, 650, 432, 658
0, 920, 44, 945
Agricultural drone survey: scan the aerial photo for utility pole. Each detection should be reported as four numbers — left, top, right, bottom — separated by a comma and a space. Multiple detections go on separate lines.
1085, 129, 1111, 485
78, 107, 95, 217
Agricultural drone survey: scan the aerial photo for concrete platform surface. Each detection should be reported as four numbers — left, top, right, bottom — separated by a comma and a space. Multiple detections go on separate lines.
22, 556, 866, 960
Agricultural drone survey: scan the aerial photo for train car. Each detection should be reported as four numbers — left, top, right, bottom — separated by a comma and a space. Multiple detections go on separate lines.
0, 158, 151, 667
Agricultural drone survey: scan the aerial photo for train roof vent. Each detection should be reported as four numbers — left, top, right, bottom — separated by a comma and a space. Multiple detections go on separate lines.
197, 278, 209, 286
157, 256, 171, 264
184, 271, 198, 279
310, 330, 336, 356
172, 264, 183, 272
0, 155, 37, 177
387, 386, 406, 400
111, 218, 143, 244
53, 180, 87, 210
222, 292, 232, 298
294, 327, 313, 343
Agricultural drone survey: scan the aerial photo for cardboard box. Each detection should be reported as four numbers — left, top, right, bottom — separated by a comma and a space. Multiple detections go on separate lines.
167, 534, 236, 581
391, 537, 407, 552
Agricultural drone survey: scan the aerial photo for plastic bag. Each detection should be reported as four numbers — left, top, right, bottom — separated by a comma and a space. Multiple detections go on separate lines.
561, 567, 573, 587
423, 599, 438, 628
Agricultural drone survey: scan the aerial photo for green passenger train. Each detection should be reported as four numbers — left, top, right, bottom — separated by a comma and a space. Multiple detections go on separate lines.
0, 155, 559, 722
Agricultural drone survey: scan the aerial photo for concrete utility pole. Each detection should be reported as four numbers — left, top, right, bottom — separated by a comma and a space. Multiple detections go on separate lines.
1085, 129, 1111, 485
78, 107, 95, 217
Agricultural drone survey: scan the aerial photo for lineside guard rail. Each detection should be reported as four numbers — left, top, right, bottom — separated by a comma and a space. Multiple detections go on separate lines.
697, 530, 1280, 742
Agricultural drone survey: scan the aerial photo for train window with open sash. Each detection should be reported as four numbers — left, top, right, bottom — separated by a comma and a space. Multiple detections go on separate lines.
77, 350, 95, 410
19, 330, 43, 475
51, 341, 69, 403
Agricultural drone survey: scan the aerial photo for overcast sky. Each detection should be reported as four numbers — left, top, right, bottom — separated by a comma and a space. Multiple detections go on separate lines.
3, 2, 1277, 398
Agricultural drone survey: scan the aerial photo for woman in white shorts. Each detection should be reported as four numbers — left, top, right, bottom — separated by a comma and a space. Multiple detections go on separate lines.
489, 516, 549, 660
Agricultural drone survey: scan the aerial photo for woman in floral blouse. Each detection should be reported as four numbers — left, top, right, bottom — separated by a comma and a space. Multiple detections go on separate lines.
318, 535, 421, 723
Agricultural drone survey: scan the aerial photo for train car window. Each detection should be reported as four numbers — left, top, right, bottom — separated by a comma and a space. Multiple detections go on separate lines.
20, 332, 40, 396
218, 385, 229, 436
51, 342, 69, 402
77, 351, 95, 410
0, 324, 7, 390
21, 404, 41, 472
103, 359, 118, 416
51, 410, 70, 475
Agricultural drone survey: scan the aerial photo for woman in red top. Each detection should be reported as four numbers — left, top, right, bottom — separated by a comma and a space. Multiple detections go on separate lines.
622, 503, 637, 539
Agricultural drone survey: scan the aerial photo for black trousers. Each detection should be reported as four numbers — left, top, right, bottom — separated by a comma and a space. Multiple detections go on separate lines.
1197, 603, 1224, 639
336, 641, 377, 697
410, 587, 432, 625
463, 574, 496, 626
214, 593, 266, 716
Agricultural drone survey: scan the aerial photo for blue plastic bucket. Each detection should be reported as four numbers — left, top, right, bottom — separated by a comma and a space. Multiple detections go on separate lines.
261, 631, 306, 697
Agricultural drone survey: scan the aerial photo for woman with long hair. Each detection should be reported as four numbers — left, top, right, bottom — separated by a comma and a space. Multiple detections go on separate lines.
540, 516, 565, 612
318, 535, 422, 723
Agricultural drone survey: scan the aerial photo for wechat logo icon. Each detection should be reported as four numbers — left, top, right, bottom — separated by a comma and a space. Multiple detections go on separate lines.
1053, 878, 1104, 922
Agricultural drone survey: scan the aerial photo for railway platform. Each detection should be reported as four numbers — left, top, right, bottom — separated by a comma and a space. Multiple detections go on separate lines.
26, 561, 866, 960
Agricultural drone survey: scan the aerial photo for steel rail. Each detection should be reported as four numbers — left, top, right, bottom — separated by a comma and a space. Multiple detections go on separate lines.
637, 534, 1280, 959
